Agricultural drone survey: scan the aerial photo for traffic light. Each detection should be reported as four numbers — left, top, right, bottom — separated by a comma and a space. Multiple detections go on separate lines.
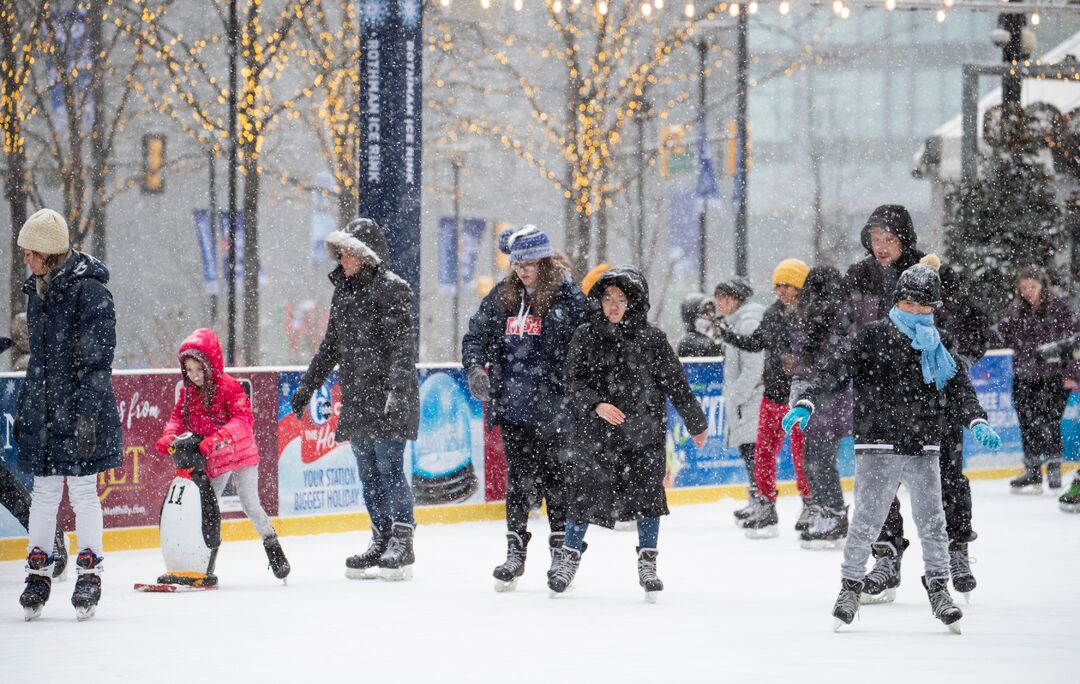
142, 133, 166, 194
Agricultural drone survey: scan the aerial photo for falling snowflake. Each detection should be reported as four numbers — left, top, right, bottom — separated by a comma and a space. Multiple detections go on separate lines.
361, 0, 388, 29
399, 0, 421, 30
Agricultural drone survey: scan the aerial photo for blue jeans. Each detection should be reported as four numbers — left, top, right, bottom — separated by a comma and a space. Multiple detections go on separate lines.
351, 439, 415, 537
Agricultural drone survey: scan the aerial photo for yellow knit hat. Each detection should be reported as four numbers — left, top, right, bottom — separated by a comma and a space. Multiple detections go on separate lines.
772, 258, 809, 289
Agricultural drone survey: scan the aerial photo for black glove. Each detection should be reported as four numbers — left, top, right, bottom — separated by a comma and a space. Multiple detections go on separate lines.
291, 391, 308, 420
76, 415, 96, 459
467, 366, 491, 402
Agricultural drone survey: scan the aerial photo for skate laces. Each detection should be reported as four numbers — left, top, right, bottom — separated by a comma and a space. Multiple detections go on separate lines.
637, 553, 659, 583
925, 578, 956, 615
552, 548, 580, 584
949, 547, 976, 577
863, 555, 895, 589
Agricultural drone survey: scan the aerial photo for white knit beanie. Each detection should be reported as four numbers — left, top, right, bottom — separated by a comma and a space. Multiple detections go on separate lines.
18, 209, 70, 255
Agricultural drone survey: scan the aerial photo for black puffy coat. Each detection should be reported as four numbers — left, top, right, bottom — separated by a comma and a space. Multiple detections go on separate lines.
564, 268, 708, 527
460, 276, 587, 430
17, 252, 123, 477
295, 260, 420, 442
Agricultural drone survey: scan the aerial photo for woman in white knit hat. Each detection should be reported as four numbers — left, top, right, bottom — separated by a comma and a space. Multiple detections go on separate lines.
14, 208, 123, 621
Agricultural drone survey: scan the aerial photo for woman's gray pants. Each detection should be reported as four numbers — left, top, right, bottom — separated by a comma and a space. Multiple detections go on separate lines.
841, 451, 950, 582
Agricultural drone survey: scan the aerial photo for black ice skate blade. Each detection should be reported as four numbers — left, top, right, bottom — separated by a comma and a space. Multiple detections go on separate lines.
799, 538, 844, 551
345, 567, 380, 580
744, 525, 779, 539
133, 583, 218, 593
1010, 485, 1043, 495
493, 578, 519, 593
859, 588, 896, 605
379, 566, 414, 582
23, 605, 43, 621
75, 605, 96, 621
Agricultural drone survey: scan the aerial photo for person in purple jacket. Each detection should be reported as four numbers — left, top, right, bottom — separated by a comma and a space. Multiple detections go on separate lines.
996, 267, 1079, 494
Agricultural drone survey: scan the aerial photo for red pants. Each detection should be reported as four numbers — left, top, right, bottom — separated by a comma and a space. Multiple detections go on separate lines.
754, 396, 810, 502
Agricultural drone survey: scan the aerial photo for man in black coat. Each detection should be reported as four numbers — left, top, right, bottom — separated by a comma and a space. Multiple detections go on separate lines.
291, 217, 421, 581
844, 204, 990, 600
676, 293, 722, 357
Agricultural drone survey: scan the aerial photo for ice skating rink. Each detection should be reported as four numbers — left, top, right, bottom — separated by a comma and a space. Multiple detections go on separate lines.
1, 478, 1075, 683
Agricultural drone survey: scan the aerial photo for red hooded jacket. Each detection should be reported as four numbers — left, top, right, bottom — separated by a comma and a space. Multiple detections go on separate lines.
155, 328, 260, 478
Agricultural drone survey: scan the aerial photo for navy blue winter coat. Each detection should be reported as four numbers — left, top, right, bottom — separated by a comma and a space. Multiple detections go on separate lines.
461, 276, 587, 431
16, 252, 123, 477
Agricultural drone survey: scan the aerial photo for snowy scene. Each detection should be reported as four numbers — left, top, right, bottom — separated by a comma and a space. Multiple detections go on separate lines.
1, 0, 1080, 680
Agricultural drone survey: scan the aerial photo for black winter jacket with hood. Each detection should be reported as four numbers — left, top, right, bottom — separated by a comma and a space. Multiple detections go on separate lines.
294, 219, 420, 442
676, 293, 722, 358
794, 318, 987, 456
565, 268, 707, 526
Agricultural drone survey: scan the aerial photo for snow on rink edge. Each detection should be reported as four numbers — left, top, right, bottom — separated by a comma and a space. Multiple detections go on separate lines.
0, 479, 1075, 683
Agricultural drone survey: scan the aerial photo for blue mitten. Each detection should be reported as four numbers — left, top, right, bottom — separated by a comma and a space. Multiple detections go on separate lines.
972, 422, 1001, 450
782, 406, 811, 434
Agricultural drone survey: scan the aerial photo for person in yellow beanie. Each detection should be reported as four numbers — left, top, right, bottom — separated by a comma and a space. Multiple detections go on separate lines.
715, 258, 813, 538
772, 258, 810, 290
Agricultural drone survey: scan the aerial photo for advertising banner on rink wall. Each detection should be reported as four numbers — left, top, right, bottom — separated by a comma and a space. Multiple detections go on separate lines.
2, 350, 1072, 544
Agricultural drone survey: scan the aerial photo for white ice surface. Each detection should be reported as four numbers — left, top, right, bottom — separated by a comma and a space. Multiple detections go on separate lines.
1, 479, 1075, 683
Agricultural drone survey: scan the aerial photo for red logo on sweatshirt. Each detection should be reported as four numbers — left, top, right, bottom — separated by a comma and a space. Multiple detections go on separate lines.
505, 315, 542, 336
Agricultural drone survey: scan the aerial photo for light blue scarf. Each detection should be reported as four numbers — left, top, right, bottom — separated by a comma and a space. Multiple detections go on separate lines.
888, 307, 957, 390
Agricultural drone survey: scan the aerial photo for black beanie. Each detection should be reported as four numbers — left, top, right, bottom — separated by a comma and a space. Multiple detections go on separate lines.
894, 263, 942, 309
714, 277, 754, 303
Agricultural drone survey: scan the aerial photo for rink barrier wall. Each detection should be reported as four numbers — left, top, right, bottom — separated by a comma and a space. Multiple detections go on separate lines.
1, 352, 1076, 561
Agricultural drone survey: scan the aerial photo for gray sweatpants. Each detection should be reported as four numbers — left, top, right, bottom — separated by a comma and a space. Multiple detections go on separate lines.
841, 452, 950, 582
211, 466, 276, 539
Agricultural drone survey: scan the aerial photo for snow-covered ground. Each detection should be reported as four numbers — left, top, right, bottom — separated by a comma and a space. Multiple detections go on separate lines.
1, 479, 1075, 683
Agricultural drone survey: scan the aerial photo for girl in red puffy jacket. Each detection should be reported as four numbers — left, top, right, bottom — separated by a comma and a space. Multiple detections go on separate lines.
156, 328, 290, 580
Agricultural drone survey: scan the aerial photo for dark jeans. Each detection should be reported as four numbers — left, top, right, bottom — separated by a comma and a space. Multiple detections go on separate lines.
500, 425, 569, 536
1014, 376, 1070, 468
351, 439, 415, 538
877, 423, 974, 545
804, 433, 845, 511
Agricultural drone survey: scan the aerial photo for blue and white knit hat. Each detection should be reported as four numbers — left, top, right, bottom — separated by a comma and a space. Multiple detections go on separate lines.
499, 225, 554, 264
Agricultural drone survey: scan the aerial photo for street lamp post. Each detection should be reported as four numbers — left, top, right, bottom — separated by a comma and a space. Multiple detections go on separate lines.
697, 39, 708, 293
451, 157, 463, 361
208, 147, 218, 324
225, 0, 239, 365
998, 1, 1027, 108
734, 3, 749, 278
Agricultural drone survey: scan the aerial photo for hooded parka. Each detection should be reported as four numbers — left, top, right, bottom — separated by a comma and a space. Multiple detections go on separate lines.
564, 268, 708, 527
16, 251, 122, 477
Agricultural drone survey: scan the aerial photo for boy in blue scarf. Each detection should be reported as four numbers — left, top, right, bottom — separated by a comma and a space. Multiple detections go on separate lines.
782, 262, 1001, 634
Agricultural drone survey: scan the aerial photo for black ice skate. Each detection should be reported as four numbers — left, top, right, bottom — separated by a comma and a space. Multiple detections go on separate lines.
71, 548, 103, 622
53, 530, 69, 582
794, 497, 814, 532
378, 522, 415, 581
345, 530, 388, 580
948, 541, 976, 602
263, 534, 290, 582
1047, 459, 1062, 490
546, 532, 585, 580
741, 496, 778, 539
733, 497, 757, 524
800, 506, 847, 551
493, 531, 530, 592
922, 575, 963, 634
547, 546, 581, 596
636, 547, 663, 603
1059, 478, 1080, 513
19, 547, 53, 622
832, 578, 862, 631
1009, 468, 1043, 495
860, 539, 908, 604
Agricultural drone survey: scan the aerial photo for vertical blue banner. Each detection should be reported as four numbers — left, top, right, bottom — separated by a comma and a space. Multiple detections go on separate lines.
192, 209, 219, 295
438, 217, 486, 289
359, 0, 423, 324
